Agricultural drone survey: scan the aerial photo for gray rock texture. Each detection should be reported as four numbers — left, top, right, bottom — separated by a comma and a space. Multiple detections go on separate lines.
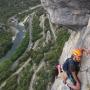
41, 0, 90, 30
41, 0, 90, 90
59, 19, 90, 90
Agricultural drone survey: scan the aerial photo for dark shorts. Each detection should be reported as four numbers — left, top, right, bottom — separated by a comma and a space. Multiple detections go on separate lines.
63, 58, 80, 84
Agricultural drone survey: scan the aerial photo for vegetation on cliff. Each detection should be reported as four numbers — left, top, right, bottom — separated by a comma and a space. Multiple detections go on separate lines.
0, 1, 70, 90
0, 29, 12, 58
0, 0, 40, 23
0, 31, 29, 84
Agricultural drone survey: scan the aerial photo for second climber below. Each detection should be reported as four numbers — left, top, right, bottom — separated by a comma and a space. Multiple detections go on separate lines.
56, 48, 90, 90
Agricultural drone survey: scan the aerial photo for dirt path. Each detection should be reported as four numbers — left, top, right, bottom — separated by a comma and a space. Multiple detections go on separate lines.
0, 12, 33, 90
0, 58, 31, 90
18, 4, 42, 15
28, 61, 45, 90
0, 4, 43, 90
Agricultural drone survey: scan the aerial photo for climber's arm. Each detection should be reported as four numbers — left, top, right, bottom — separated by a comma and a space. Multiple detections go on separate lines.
67, 72, 80, 90
82, 48, 90, 55
56, 64, 61, 75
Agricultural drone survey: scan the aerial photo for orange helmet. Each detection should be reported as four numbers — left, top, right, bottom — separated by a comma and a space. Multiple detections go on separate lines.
72, 48, 83, 62
72, 48, 83, 56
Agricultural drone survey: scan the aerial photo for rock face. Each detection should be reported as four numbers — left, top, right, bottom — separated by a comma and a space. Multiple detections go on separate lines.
59, 20, 90, 90
51, 79, 70, 90
41, 0, 90, 90
41, 0, 90, 30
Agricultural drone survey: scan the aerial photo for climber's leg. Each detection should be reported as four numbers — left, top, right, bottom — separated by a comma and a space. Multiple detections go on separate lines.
59, 71, 68, 83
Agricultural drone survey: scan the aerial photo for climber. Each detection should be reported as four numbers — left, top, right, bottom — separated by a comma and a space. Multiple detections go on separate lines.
56, 48, 90, 90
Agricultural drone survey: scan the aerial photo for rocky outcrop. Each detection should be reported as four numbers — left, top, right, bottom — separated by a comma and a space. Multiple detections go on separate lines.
41, 0, 90, 90
59, 19, 90, 90
41, 0, 90, 30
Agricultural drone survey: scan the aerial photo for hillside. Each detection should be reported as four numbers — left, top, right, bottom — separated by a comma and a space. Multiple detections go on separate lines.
0, 25, 12, 59
0, 0, 40, 23
0, 0, 40, 59
0, 1, 70, 90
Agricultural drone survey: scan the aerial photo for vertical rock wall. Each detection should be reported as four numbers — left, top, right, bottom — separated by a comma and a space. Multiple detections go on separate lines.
41, 0, 90, 90
59, 19, 90, 90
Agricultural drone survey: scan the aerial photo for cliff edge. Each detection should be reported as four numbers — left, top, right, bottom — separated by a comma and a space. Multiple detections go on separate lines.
41, 0, 90, 90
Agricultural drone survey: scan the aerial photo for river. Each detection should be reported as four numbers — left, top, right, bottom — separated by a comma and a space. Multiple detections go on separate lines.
0, 24, 25, 61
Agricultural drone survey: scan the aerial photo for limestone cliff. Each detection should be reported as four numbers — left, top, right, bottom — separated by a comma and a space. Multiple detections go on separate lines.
41, 0, 90, 30
41, 0, 90, 90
